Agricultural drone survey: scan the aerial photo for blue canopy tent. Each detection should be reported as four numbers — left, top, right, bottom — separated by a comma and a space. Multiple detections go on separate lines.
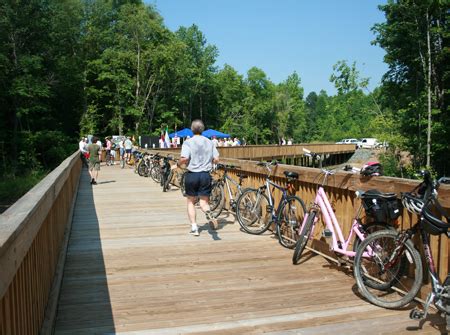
168, 128, 193, 138
201, 129, 230, 139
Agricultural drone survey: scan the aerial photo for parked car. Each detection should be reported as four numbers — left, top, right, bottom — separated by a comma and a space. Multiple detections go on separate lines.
336, 138, 362, 148
360, 138, 380, 149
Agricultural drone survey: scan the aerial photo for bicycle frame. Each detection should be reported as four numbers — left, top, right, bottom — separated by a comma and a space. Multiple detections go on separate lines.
304, 186, 368, 258
223, 173, 243, 203
257, 177, 290, 223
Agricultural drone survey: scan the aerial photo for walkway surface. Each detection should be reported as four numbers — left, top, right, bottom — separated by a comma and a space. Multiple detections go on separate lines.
54, 164, 446, 334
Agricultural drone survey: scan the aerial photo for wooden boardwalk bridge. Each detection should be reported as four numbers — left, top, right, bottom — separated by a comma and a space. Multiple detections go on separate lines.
1, 145, 449, 334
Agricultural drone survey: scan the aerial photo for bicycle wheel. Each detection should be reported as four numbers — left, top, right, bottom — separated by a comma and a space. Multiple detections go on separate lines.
209, 181, 224, 217
150, 165, 161, 183
137, 161, 147, 176
352, 222, 394, 252
353, 230, 423, 309
236, 188, 271, 235
163, 170, 173, 192
292, 211, 316, 264
277, 196, 306, 249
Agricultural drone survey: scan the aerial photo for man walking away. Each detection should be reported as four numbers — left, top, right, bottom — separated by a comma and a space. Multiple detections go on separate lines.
79, 137, 88, 167
87, 136, 101, 185
178, 120, 219, 236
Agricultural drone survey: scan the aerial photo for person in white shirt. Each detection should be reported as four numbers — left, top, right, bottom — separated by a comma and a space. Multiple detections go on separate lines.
178, 120, 219, 237
287, 138, 293, 145
211, 136, 219, 147
79, 137, 88, 167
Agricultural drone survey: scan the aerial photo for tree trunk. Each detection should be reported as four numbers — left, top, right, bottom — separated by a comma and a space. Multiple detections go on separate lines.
135, 42, 140, 107
426, 10, 432, 168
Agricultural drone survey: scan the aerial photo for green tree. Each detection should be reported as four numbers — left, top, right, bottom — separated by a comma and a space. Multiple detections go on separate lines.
373, 0, 448, 174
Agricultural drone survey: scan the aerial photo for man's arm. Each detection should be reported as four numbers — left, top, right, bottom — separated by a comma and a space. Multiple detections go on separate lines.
212, 146, 219, 164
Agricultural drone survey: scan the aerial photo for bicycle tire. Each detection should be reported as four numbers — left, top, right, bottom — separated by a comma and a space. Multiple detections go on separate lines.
150, 165, 161, 183
352, 222, 394, 252
163, 170, 173, 192
236, 188, 271, 235
276, 196, 307, 249
353, 230, 423, 309
137, 161, 146, 176
292, 211, 316, 264
209, 181, 224, 217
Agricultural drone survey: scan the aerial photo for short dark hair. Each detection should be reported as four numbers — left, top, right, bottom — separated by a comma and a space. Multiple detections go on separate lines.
92, 136, 98, 143
191, 119, 205, 135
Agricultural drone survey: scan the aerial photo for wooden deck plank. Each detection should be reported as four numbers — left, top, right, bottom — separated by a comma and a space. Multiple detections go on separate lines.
54, 164, 445, 334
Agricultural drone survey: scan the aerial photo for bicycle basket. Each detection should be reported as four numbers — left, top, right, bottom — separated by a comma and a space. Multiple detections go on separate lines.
362, 189, 401, 222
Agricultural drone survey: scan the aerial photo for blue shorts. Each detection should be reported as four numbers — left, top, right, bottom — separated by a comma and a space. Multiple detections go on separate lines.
184, 171, 212, 197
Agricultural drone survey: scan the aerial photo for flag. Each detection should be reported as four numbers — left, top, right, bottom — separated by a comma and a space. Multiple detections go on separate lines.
164, 126, 171, 148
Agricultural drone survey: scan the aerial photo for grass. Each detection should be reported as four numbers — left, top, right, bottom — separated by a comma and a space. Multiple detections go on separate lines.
0, 171, 48, 213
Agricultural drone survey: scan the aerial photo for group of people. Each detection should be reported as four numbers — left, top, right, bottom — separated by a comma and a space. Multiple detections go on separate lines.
280, 137, 294, 145
77, 121, 223, 237
211, 137, 243, 147
79, 136, 102, 185
79, 135, 135, 185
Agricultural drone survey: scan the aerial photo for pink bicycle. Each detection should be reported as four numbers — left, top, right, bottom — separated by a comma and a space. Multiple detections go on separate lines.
292, 149, 398, 265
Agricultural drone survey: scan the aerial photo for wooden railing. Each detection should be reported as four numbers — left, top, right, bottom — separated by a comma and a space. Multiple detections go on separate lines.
154, 143, 356, 160
0, 151, 82, 335
147, 149, 450, 293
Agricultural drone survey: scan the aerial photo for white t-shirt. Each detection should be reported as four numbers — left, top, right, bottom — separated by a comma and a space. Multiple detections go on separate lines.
79, 140, 86, 153
181, 135, 219, 172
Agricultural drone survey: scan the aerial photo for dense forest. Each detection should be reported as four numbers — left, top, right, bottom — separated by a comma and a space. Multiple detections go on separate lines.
0, 0, 448, 204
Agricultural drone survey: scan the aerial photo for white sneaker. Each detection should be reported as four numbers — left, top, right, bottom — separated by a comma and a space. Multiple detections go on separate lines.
189, 229, 199, 236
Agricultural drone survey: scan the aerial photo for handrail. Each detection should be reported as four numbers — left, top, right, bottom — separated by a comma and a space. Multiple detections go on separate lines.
0, 150, 82, 334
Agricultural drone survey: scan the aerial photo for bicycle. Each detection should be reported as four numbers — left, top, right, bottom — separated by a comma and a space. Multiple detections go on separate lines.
137, 152, 151, 177
208, 163, 250, 218
149, 153, 163, 183
292, 149, 397, 265
160, 155, 173, 192
353, 171, 450, 330
235, 160, 307, 249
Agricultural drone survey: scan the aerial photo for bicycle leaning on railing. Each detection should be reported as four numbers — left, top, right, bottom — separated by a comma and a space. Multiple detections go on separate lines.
235, 160, 307, 249
353, 170, 450, 331
292, 148, 399, 265
207, 163, 250, 218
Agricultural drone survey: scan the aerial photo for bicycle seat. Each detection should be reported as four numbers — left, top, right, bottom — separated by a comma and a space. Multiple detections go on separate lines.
360, 189, 396, 200
284, 171, 299, 179
237, 173, 248, 179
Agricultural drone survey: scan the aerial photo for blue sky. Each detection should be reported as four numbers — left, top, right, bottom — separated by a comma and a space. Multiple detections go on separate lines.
148, 0, 388, 95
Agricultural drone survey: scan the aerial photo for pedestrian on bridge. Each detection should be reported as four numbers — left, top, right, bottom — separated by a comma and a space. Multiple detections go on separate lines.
178, 119, 220, 236
87, 136, 101, 185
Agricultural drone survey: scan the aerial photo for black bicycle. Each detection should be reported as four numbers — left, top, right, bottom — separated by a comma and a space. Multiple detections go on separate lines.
353, 171, 450, 330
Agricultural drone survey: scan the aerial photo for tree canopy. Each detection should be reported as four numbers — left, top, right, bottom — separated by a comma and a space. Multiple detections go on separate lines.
0, 0, 448, 179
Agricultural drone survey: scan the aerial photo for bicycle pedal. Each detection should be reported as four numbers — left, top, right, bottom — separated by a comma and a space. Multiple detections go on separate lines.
409, 309, 425, 320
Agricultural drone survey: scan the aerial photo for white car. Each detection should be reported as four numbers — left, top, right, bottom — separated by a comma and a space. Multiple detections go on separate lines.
336, 138, 361, 148
360, 138, 380, 149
